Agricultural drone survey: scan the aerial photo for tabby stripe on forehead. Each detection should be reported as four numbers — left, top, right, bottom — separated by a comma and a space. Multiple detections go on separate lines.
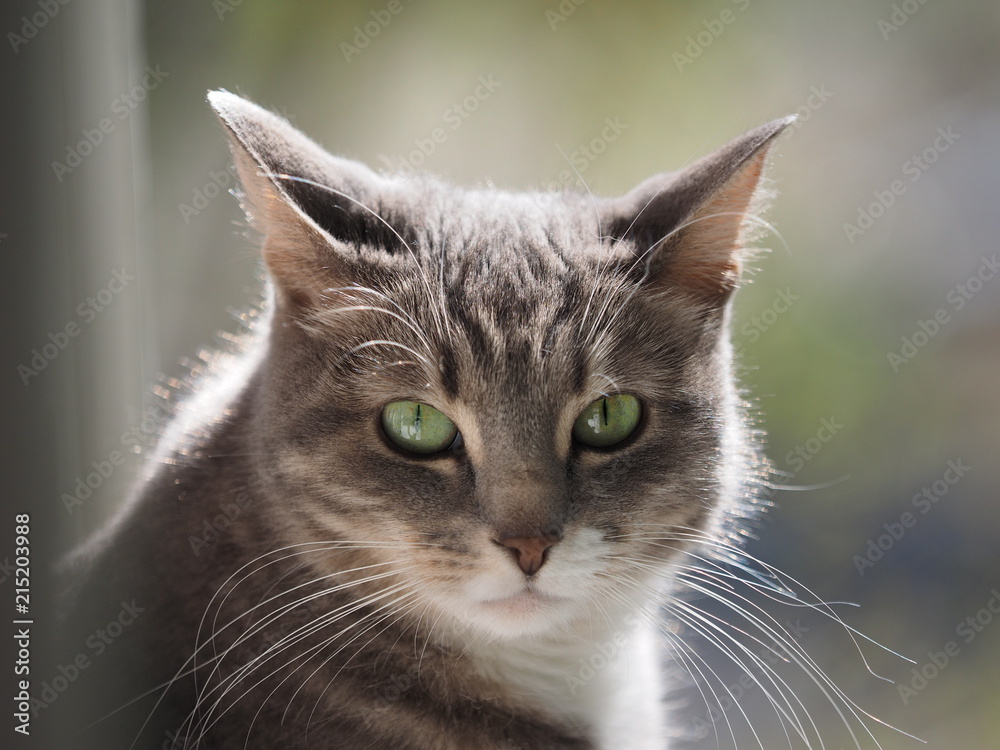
439, 345, 460, 397
572, 348, 587, 394
446, 298, 496, 372
539, 285, 581, 351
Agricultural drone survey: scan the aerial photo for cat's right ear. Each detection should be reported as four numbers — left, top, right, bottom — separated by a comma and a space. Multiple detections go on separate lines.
207, 90, 384, 309
603, 116, 794, 305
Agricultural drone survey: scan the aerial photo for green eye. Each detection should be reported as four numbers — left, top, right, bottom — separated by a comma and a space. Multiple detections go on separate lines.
572, 395, 641, 448
381, 401, 458, 455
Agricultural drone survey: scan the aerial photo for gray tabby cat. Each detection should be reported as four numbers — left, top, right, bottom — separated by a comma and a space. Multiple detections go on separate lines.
58, 92, 848, 750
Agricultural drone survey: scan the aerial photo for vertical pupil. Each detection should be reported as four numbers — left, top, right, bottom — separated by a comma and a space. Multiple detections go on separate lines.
415, 403, 421, 427
602, 398, 609, 426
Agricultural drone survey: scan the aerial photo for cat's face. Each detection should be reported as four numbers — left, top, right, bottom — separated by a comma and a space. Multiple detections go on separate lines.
209, 91, 788, 640
253, 194, 729, 639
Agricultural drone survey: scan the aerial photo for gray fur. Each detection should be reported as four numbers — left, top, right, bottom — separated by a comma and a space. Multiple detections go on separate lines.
56, 91, 791, 750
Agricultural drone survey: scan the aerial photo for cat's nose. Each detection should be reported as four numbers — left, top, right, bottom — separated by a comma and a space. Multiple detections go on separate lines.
495, 531, 562, 576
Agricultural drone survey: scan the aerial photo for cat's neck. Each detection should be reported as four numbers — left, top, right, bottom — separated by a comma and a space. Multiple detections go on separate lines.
457, 606, 665, 748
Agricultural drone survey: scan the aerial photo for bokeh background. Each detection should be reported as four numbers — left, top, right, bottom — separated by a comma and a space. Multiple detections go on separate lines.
3, 0, 998, 747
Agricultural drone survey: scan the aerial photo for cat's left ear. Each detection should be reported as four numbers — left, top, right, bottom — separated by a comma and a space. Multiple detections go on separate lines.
604, 116, 794, 303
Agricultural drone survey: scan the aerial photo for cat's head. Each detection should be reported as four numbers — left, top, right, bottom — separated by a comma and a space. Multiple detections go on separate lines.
209, 91, 790, 640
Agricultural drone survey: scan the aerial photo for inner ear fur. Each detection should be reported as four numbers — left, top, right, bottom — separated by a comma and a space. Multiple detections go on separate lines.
604, 116, 794, 302
208, 90, 392, 310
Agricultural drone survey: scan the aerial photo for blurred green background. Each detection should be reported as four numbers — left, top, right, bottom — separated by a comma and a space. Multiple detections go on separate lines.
3, 0, 998, 747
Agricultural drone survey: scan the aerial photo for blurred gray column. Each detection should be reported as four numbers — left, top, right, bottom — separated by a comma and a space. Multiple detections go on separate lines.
1, 2, 150, 743
2, 0, 154, 545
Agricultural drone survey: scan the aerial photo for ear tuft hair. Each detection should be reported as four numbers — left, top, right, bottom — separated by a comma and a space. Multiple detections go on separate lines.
207, 90, 392, 309
603, 116, 795, 301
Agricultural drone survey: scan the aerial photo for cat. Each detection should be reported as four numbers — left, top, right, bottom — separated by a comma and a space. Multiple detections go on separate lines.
55, 91, 867, 750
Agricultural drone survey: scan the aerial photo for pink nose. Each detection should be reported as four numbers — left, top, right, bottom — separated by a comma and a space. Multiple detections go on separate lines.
496, 532, 561, 576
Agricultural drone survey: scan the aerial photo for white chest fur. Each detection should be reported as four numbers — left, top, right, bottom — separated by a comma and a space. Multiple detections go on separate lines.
466, 619, 666, 749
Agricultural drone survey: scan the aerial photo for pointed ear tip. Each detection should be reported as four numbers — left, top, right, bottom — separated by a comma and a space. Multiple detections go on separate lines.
206, 90, 266, 125
763, 114, 798, 139
207, 89, 238, 111
735, 115, 796, 162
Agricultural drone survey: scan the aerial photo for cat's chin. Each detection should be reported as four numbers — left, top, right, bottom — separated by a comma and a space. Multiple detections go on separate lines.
457, 588, 581, 640
479, 588, 561, 613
